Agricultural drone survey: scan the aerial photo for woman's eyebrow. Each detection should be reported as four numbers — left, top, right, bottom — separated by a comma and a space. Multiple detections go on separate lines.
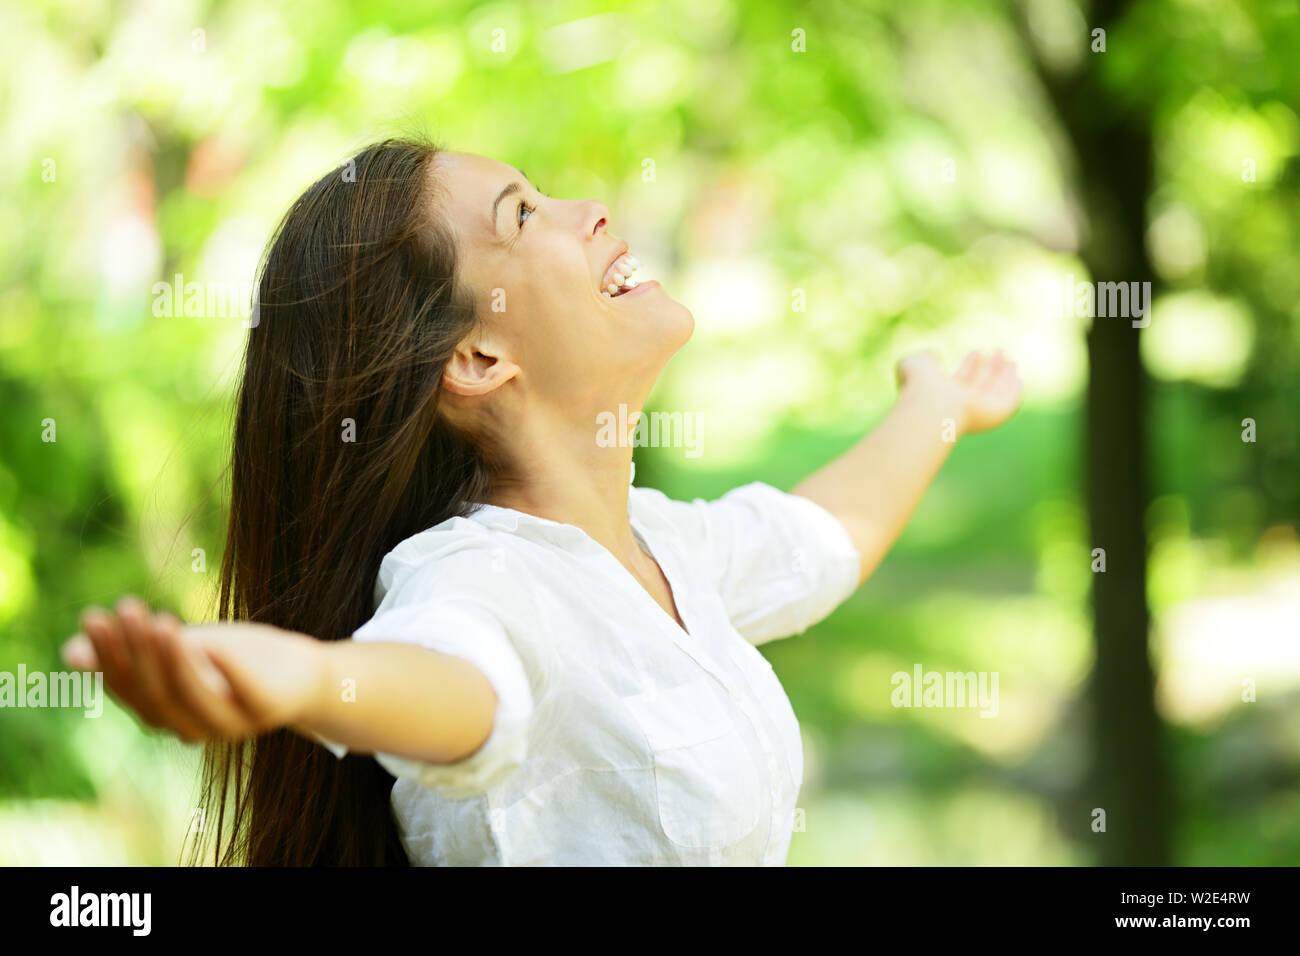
491, 182, 521, 231
490, 170, 530, 232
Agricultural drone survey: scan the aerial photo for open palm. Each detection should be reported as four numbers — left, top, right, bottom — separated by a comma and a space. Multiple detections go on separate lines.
62, 597, 325, 743
896, 349, 1023, 436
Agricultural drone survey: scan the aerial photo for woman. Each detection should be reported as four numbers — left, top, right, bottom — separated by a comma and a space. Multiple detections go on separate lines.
61, 138, 1022, 866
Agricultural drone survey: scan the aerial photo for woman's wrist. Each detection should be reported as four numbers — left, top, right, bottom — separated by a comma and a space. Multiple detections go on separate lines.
193, 621, 337, 731
896, 376, 969, 440
291, 632, 338, 730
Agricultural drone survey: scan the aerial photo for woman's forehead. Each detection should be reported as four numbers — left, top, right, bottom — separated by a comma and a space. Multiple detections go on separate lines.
432, 152, 526, 236
435, 151, 519, 183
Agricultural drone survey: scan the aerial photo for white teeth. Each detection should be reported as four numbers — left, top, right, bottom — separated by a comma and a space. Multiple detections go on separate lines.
601, 252, 641, 298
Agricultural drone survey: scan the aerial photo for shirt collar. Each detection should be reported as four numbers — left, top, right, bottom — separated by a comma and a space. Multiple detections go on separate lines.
462, 460, 637, 536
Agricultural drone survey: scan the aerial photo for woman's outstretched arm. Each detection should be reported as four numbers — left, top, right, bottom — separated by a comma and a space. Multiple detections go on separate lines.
793, 349, 1022, 589
61, 597, 497, 764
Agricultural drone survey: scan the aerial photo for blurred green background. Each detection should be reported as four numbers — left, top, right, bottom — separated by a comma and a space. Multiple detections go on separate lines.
1, 0, 1297, 865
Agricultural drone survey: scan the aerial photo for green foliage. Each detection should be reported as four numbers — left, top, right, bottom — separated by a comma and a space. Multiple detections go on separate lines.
1, 0, 1295, 864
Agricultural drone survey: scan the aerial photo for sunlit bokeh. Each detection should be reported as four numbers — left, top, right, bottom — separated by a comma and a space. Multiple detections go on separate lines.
2, 0, 1296, 865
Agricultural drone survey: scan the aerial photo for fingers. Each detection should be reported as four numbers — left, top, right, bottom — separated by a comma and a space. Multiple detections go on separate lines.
931, 349, 1016, 390
997, 358, 1024, 404
61, 633, 99, 671
152, 613, 250, 741
954, 350, 1023, 434
973, 349, 1006, 392
77, 597, 228, 744
116, 596, 177, 731
156, 614, 231, 699
132, 600, 232, 743
193, 636, 276, 729
81, 606, 135, 700
959, 349, 1018, 393
954, 350, 980, 384
985, 349, 1020, 394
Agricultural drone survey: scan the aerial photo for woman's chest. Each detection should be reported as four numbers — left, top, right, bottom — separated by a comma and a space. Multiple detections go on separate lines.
524, 557, 808, 799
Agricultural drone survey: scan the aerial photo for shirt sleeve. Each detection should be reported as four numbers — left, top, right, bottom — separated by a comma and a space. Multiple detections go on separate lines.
634, 481, 862, 645
313, 597, 534, 800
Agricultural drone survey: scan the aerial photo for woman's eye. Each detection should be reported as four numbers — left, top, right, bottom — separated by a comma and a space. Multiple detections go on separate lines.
518, 201, 535, 228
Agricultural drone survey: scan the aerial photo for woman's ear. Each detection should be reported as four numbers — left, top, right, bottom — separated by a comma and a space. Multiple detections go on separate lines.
442, 339, 520, 397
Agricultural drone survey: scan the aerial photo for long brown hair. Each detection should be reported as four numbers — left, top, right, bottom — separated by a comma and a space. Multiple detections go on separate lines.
188, 137, 497, 865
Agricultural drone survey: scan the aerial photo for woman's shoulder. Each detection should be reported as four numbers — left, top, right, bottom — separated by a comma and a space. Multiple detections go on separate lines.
369, 512, 518, 611
628, 479, 784, 539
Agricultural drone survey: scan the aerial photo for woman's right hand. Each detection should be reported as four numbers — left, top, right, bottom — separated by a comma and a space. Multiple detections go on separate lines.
62, 596, 329, 744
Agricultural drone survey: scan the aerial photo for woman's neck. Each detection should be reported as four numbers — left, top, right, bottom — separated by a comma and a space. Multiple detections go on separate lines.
486, 412, 641, 568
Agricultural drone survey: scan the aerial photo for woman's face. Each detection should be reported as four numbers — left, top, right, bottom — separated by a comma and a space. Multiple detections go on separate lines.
432, 151, 694, 418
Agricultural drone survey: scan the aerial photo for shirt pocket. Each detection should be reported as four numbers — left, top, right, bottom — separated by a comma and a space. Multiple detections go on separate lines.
622, 682, 761, 849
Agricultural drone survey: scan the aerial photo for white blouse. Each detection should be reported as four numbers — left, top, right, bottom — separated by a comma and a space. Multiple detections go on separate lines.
319, 467, 861, 865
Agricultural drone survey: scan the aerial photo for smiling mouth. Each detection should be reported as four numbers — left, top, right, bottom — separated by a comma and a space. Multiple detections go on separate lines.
600, 252, 641, 298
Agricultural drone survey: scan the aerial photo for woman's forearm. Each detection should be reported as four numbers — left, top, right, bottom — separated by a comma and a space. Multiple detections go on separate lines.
793, 384, 960, 587
64, 600, 500, 761
291, 639, 498, 764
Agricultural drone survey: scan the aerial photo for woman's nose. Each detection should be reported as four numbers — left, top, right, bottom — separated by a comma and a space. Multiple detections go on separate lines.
587, 200, 611, 237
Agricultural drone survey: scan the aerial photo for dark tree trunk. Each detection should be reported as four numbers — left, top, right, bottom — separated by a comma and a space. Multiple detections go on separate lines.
1020, 0, 1172, 864
1082, 203, 1170, 866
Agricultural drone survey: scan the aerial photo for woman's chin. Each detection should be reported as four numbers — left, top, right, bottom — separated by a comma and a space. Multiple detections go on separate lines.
675, 304, 695, 346
651, 294, 694, 341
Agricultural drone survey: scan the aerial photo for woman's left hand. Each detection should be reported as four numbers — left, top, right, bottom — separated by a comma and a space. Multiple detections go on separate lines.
896, 348, 1023, 437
